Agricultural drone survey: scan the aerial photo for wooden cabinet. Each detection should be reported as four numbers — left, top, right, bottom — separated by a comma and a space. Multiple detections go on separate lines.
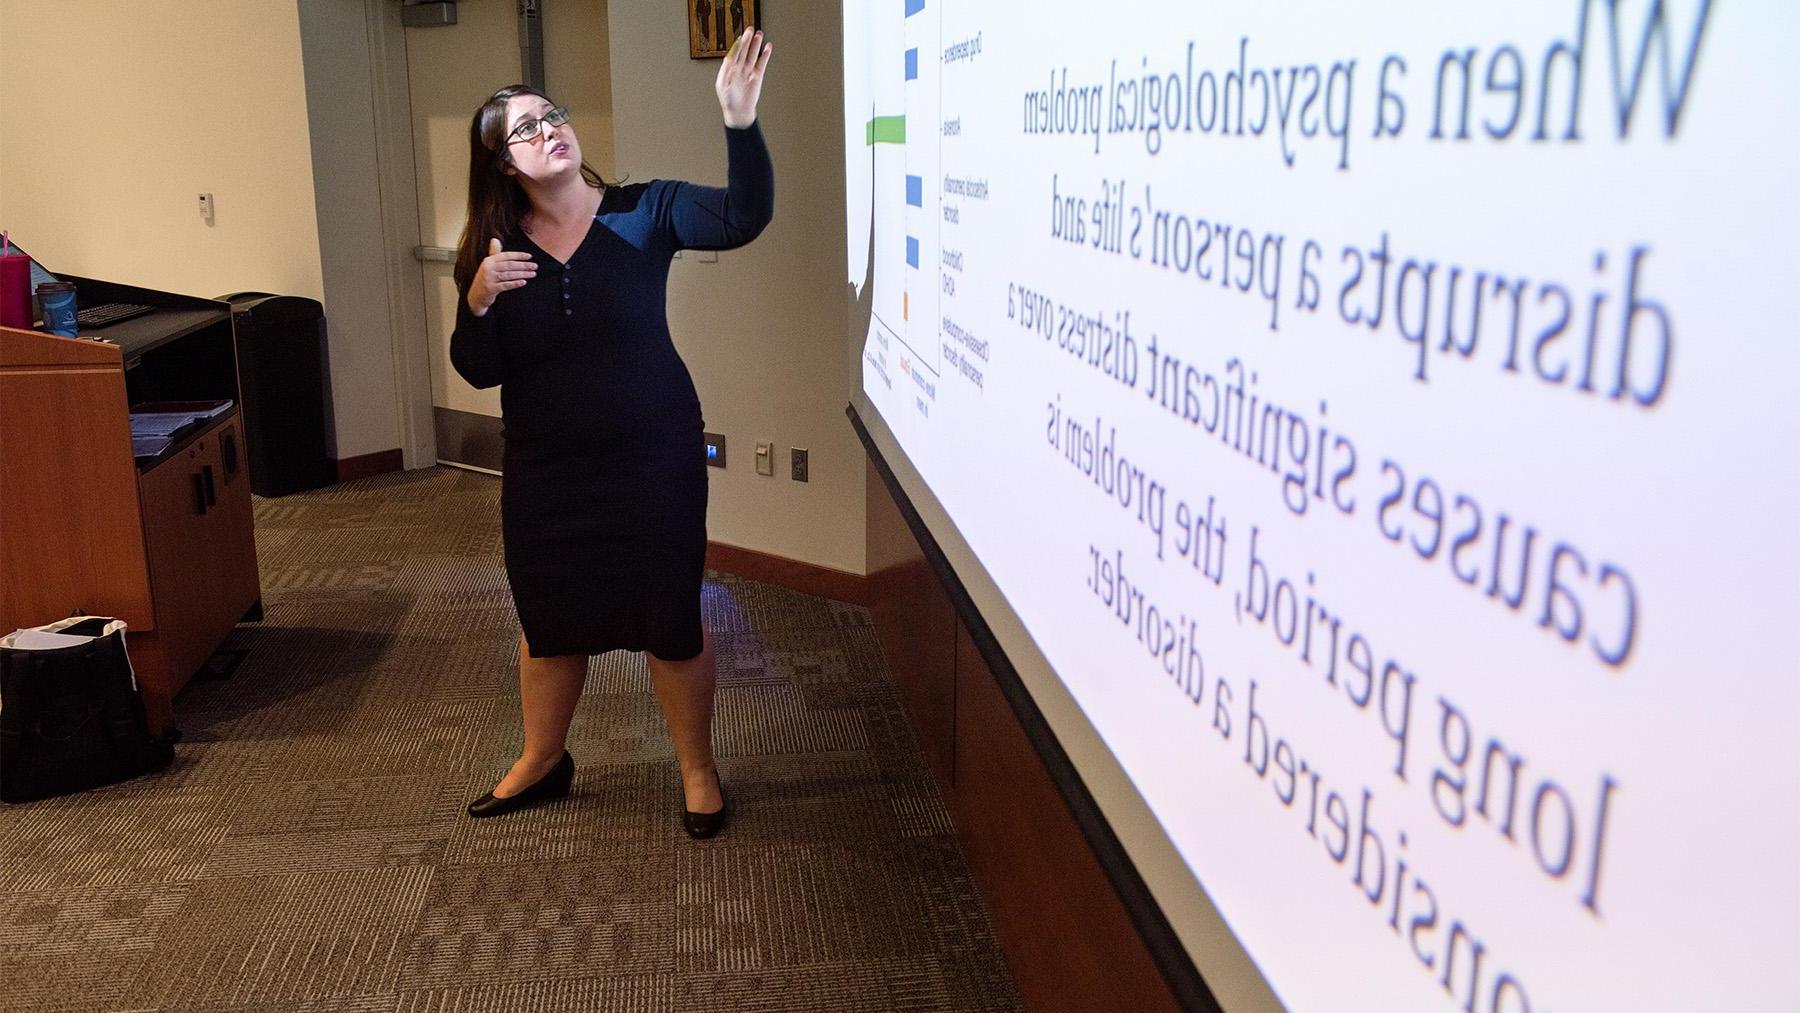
131, 415, 260, 727
1, 301, 260, 734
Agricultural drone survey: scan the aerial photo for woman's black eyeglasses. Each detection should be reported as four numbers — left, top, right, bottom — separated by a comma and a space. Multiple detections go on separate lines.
507, 106, 570, 145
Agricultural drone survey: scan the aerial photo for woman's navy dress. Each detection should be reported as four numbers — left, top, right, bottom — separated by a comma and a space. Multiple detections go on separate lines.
450, 124, 773, 660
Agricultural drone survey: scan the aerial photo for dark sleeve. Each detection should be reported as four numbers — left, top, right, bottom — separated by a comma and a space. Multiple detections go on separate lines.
661, 122, 774, 251
450, 295, 505, 390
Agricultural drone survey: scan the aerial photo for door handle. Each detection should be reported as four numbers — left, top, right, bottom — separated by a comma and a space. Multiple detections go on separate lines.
202, 465, 217, 506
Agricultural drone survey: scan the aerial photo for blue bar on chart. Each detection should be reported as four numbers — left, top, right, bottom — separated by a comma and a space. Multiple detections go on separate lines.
906, 236, 920, 268
906, 175, 923, 207
905, 48, 919, 80
905, 0, 925, 16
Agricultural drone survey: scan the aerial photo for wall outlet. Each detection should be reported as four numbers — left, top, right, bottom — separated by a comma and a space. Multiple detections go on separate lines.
704, 432, 727, 468
754, 441, 774, 476
198, 192, 215, 225
790, 448, 809, 482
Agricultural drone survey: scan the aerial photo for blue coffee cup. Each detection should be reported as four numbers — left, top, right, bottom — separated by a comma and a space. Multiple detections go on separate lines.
37, 282, 77, 337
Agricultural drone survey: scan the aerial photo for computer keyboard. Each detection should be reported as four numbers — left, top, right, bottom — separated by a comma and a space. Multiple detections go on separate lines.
75, 302, 156, 328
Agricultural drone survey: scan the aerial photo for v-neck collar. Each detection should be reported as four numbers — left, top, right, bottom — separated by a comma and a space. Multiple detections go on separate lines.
522, 188, 610, 267
520, 219, 596, 269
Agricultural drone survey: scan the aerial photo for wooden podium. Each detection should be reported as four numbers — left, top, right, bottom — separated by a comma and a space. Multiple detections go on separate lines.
0, 285, 261, 734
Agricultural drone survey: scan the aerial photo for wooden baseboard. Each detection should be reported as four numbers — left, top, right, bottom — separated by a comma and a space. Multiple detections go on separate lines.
705, 541, 870, 606
335, 449, 404, 483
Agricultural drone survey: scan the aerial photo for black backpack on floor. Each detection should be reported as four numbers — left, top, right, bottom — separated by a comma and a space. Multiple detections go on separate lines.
0, 616, 175, 804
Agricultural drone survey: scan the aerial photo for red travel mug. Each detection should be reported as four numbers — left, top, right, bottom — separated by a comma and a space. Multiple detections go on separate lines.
0, 250, 29, 330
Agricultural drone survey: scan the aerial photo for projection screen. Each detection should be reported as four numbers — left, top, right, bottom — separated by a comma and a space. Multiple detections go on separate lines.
845, 2, 1799, 1009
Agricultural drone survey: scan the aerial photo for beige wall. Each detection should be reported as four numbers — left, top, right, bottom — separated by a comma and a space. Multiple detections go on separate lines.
0, 2, 324, 304
606, 5, 865, 575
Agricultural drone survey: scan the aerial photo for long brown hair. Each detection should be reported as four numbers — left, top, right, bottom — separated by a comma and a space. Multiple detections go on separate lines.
453, 85, 612, 294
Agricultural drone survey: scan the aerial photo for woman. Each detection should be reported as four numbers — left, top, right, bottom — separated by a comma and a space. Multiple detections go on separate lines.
450, 28, 774, 837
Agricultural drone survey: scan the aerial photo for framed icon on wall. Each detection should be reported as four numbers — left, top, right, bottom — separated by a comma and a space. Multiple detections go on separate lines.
688, 0, 760, 59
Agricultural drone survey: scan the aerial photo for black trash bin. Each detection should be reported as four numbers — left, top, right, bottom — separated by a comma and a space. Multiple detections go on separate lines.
220, 292, 334, 497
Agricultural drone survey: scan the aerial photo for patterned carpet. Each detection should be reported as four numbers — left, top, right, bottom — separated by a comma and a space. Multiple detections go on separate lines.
0, 466, 1022, 1012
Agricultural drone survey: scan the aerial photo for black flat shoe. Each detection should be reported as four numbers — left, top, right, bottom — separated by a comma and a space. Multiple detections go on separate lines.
682, 771, 730, 840
467, 751, 574, 818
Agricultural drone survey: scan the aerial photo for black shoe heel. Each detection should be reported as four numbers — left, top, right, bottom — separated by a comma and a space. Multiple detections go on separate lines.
682, 771, 730, 840
467, 750, 574, 818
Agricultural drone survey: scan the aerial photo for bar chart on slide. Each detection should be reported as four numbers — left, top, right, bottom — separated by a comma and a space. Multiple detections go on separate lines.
849, 0, 976, 430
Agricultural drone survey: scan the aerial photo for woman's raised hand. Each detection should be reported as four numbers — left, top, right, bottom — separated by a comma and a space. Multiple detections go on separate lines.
716, 27, 772, 129
468, 238, 537, 316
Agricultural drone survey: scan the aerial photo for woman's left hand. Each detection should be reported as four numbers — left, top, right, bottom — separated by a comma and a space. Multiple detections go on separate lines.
716, 26, 772, 128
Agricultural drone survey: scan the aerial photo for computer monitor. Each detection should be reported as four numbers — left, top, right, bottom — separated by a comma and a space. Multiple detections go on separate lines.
5, 241, 60, 289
